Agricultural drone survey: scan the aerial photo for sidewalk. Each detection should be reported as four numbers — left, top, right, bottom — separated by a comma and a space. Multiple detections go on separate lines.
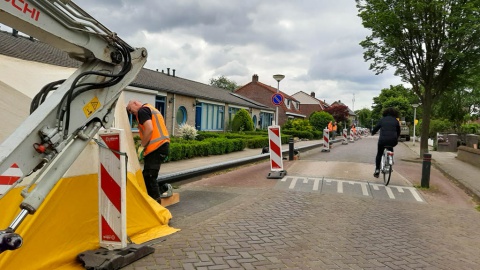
159, 139, 322, 176
403, 140, 480, 202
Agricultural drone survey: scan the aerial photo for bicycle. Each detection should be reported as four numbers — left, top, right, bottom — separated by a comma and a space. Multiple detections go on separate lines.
380, 147, 394, 186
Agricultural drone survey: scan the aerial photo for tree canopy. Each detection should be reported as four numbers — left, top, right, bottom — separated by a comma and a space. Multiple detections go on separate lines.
209, 75, 240, 92
324, 104, 350, 123
356, 0, 480, 156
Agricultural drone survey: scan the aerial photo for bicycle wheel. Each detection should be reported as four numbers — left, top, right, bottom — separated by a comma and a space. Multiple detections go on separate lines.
383, 159, 392, 186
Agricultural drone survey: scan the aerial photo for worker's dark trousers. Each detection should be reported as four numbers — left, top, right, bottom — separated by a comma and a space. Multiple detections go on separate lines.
143, 143, 169, 200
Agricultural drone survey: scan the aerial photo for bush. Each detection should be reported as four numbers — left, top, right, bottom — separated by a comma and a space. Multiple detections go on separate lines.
283, 119, 313, 131
231, 109, 254, 132
418, 118, 453, 139
309, 111, 334, 131
282, 130, 314, 140
177, 123, 198, 140
461, 123, 480, 134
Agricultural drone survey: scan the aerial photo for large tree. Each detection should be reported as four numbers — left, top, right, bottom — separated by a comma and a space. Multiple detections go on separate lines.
209, 75, 240, 92
356, 0, 480, 156
371, 85, 418, 122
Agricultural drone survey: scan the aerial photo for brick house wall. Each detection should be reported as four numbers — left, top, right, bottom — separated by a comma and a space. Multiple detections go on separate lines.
235, 74, 303, 126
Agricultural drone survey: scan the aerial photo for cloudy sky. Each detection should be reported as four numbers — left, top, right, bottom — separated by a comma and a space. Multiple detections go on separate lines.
71, 1, 405, 110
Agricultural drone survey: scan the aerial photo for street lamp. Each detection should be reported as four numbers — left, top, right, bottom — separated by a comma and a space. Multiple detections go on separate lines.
412, 103, 421, 146
273, 74, 285, 125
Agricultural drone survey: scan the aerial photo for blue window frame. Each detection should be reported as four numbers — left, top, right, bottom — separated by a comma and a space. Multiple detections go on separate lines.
199, 103, 224, 131
259, 112, 274, 129
155, 96, 166, 115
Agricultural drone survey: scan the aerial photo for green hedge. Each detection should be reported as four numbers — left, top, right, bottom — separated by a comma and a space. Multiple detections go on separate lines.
151, 131, 296, 163
282, 129, 322, 140
167, 137, 246, 162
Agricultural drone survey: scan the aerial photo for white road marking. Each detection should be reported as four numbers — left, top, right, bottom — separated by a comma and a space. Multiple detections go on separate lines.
289, 178, 298, 189
276, 177, 424, 203
313, 178, 321, 191
405, 187, 424, 202
385, 186, 395, 199
359, 182, 369, 196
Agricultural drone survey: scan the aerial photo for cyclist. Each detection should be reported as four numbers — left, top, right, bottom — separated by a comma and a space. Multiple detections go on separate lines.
371, 107, 401, 178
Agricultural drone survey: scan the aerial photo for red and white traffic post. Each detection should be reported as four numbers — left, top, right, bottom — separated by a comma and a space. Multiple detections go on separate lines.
322, 128, 330, 152
98, 128, 127, 250
267, 125, 286, 179
342, 129, 348, 145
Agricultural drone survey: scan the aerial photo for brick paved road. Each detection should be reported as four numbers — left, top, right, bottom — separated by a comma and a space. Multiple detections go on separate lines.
124, 137, 480, 269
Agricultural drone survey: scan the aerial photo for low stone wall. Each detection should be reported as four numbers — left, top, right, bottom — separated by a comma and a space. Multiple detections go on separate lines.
457, 146, 480, 168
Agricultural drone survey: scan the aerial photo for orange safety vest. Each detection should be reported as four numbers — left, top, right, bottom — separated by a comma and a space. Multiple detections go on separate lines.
333, 124, 337, 131
137, 104, 170, 155
328, 121, 333, 131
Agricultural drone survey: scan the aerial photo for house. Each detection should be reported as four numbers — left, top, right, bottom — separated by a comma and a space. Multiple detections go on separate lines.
0, 30, 275, 140
235, 74, 305, 126
291, 91, 330, 118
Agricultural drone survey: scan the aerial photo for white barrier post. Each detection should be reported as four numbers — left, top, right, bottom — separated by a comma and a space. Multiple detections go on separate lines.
342, 129, 348, 145
350, 129, 355, 143
98, 128, 127, 250
267, 125, 286, 179
322, 128, 330, 152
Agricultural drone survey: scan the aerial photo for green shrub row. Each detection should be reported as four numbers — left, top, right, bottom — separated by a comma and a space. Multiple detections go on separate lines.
282, 129, 323, 140
167, 138, 246, 162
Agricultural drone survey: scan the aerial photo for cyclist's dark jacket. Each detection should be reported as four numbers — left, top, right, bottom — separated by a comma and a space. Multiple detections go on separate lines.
372, 115, 400, 146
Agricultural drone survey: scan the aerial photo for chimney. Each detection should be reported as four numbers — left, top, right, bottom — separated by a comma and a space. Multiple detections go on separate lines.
173, 69, 176, 77
310, 91, 315, 98
252, 74, 258, 82
12, 29, 18, 37
167, 68, 170, 76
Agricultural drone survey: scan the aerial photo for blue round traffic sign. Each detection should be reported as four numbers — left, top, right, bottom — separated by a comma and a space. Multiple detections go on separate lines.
271, 93, 284, 106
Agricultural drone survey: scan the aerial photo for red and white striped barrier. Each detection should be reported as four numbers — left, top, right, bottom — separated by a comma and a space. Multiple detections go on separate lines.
268, 126, 284, 171
267, 126, 286, 179
342, 129, 348, 145
98, 129, 127, 250
350, 129, 355, 143
0, 163, 22, 194
322, 128, 330, 152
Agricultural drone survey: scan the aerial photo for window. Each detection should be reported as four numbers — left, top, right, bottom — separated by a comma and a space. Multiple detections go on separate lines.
199, 103, 225, 131
176, 106, 187, 125
228, 107, 240, 123
155, 96, 166, 115
127, 112, 139, 130
285, 99, 291, 109
259, 112, 274, 129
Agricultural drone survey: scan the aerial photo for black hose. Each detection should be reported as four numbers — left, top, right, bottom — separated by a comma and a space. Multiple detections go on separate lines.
59, 41, 132, 138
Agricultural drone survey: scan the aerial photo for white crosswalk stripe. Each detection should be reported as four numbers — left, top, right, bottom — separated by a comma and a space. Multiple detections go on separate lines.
276, 176, 425, 203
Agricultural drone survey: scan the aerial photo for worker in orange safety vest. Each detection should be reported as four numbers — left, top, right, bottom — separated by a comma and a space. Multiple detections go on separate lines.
127, 100, 170, 201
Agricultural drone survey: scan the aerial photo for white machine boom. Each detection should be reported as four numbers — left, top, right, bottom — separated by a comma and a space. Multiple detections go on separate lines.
0, 0, 147, 253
